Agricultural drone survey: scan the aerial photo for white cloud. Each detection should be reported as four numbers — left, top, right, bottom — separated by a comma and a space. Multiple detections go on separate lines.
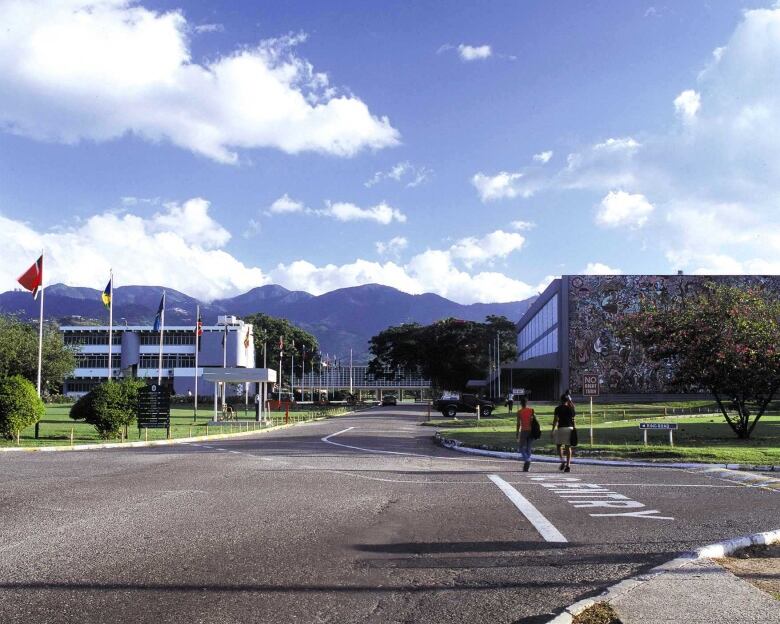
268, 194, 305, 214
673, 89, 701, 122
457, 44, 492, 61
193, 23, 223, 34
365, 161, 431, 188
472, 171, 528, 202
0, 199, 268, 301
375, 236, 408, 257
448, 230, 526, 268
510, 220, 535, 231
596, 191, 654, 229
582, 262, 623, 275
320, 201, 406, 225
1, 201, 541, 304
0, 0, 399, 163
533, 150, 553, 164
592, 137, 642, 152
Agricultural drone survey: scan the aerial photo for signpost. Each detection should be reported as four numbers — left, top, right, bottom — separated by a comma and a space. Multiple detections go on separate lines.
582, 373, 599, 445
137, 384, 171, 438
639, 422, 678, 447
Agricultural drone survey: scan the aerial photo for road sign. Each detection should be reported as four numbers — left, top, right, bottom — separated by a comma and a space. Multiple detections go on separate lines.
639, 422, 678, 430
137, 384, 170, 429
582, 373, 599, 396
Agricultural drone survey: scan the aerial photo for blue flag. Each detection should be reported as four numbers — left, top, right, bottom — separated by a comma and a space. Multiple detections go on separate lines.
153, 293, 165, 332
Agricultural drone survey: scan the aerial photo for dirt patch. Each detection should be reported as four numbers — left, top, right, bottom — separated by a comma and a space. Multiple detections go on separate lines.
719, 544, 780, 600
572, 602, 622, 624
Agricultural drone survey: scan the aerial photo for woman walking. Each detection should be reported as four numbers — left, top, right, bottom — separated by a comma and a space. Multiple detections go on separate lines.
516, 396, 535, 472
552, 392, 576, 472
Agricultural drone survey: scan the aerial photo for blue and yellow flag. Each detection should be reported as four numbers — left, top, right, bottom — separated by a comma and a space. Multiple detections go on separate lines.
101, 278, 112, 311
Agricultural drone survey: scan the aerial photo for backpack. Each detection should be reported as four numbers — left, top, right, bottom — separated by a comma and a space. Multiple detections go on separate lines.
531, 413, 541, 440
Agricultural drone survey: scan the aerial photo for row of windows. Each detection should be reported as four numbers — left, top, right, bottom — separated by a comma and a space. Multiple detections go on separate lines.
75, 355, 122, 368
138, 354, 196, 368
294, 366, 430, 387
520, 327, 558, 361
518, 294, 559, 352
64, 334, 122, 346
64, 380, 103, 393
138, 332, 198, 345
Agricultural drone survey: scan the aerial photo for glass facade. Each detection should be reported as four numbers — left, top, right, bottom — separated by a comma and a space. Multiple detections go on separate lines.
518, 293, 559, 361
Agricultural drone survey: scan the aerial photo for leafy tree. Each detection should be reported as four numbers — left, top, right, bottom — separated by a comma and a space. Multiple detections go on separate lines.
621, 284, 780, 439
70, 378, 145, 439
242, 313, 319, 388
0, 315, 76, 396
367, 315, 517, 390
0, 375, 45, 440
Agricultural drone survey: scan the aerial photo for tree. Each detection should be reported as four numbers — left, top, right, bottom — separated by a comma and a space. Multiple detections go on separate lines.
0, 375, 45, 440
70, 378, 145, 439
367, 316, 518, 390
621, 284, 780, 439
0, 315, 76, 396
242, 313, 319, 388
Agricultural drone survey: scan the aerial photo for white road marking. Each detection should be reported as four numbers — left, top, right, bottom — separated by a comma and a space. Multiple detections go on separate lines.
488, 474, 568, 543
228, 450, 242, 455
320, 427, 520, 464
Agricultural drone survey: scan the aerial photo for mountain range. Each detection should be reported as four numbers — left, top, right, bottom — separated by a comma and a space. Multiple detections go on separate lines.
0, 283, 535, 361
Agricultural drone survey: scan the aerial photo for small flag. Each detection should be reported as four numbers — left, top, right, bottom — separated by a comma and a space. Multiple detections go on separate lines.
243, 327, 251, 350
17, 255, 43, 299
101, 278, 112, 311
279, 336, 284, 357
152, 293, 164, 332
196, 315, 203, 337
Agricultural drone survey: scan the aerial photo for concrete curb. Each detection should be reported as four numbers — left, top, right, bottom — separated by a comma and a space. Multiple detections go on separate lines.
545, 528, 780, 623
434, 433, 780, 474
0, 411, 358, 454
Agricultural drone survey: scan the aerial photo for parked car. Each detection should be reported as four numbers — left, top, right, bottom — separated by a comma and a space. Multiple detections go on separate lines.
433, 391, 493, 418
381, 395, 398, 406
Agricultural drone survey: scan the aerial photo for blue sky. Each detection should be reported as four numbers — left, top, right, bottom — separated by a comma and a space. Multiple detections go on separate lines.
1, 0, 778, 303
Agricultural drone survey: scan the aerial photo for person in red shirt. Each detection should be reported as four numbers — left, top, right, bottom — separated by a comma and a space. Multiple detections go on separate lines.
516, 396, 535, 472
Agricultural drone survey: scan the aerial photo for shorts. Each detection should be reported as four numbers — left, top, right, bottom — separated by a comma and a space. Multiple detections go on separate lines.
554, 426, 574, 446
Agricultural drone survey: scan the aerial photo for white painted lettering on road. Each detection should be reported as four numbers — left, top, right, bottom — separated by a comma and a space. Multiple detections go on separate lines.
530, 476, 674, 521
489, 475, 568, 543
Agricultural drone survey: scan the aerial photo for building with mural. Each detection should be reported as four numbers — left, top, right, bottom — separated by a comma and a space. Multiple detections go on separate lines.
505, 275, 780, 401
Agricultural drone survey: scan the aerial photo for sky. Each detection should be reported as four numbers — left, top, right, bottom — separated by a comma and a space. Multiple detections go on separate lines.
1, 0, 779, 304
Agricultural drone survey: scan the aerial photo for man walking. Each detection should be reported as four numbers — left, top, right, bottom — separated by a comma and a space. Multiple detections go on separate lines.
516, 396, 535, 472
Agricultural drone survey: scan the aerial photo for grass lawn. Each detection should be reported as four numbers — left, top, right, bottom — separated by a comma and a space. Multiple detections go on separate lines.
435, 411, 780, 465
0, 403, 352, 448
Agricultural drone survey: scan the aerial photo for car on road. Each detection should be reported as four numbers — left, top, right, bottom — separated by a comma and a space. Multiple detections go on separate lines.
433, 391, 493, 418
381, 395, 398, 406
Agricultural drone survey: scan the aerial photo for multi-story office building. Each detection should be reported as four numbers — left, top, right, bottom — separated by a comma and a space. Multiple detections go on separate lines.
62, 316, 254, 396
504, 274, 780, 401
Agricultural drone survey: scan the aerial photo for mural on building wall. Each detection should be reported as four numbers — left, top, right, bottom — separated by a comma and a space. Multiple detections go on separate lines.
567, 275, 780, 395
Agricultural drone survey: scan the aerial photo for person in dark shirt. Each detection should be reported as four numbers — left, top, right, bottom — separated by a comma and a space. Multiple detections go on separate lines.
552, 392, 576, 472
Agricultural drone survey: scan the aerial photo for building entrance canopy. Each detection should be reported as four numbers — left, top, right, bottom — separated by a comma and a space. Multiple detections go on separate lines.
202, 367, 277, 421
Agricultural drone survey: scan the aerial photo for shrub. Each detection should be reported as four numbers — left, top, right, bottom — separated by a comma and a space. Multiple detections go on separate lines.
70, 378, 145, 439
0, 375, 45, 440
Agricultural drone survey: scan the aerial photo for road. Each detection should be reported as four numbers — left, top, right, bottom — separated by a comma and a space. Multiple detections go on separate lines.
0, 405, 777, 623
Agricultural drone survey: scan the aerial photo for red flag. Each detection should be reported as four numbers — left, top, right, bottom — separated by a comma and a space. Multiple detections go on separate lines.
17, 255, 43, 299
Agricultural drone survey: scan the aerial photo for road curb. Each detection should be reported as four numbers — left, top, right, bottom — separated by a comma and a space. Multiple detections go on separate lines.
434, 433, 780, 474
544, 528, 780, 624
0, 411, 358, 453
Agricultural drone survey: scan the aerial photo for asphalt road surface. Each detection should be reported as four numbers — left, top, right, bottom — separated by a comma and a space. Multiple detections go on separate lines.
1, 405, 777, 623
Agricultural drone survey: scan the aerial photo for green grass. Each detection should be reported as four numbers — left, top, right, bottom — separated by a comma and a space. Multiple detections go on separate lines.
436, 413, 780, 465
0, 403, 353, 448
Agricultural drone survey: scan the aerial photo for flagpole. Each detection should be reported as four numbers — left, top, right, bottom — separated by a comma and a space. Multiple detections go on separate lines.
107, 269, 113, 382
291, 343, 295, 402
302, 346, 306, 403
157, 291, 165, 385
194, 304, 199, 421
36, 253, 45, 397
350, 349, 353, 395
222, 323, 227, 410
